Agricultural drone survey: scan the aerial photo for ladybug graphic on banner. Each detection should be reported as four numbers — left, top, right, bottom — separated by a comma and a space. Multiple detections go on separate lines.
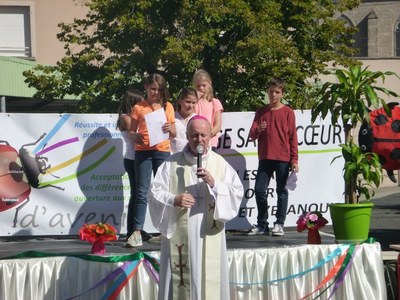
0, 134, 63, 227
359, 102, 400, 183
0, 114, 119, 230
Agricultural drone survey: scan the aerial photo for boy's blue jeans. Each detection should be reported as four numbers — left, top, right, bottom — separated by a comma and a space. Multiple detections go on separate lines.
254, 159, 290, 230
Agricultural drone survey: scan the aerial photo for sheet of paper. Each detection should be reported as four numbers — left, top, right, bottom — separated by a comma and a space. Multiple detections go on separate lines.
144, 108, 168, 146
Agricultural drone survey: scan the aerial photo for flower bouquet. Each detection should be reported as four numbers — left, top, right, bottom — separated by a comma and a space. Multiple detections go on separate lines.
296, 211, 328, 244
79, 223, 118, 254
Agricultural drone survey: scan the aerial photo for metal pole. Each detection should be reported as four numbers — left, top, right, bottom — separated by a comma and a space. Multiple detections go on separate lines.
1, 96, 5, 112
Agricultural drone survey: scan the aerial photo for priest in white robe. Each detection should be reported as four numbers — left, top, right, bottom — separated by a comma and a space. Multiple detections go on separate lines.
148, 115, 244, 300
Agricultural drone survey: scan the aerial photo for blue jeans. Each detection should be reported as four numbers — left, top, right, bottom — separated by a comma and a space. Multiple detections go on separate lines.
133, 150, 170, 231
124, 158, 136, 237
254, 159, 290, 230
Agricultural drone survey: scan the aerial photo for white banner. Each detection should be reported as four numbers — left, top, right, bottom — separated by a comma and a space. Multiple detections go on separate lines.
0, 111, 344, 236
220, 111, 344, 230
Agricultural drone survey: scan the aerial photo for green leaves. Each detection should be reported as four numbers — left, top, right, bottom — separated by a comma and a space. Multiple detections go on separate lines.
23, 0, 362, 112
338, 140, 382, 202
311, 65, 399, 131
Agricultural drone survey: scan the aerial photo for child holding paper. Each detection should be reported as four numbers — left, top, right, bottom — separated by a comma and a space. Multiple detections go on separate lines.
128, 73, 176, 247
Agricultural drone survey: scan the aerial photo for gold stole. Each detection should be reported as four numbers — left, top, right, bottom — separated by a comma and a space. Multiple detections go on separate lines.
169, 152, 224, 300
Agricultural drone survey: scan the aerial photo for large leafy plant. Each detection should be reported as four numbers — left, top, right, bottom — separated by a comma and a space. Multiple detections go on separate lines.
311, 65, 399, 203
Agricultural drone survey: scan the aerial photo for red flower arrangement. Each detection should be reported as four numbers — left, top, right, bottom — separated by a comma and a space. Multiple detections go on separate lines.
297, 211, 328, 244
79, 223, 118, 243
79, 223, 118, 254
296, 211, 328, 232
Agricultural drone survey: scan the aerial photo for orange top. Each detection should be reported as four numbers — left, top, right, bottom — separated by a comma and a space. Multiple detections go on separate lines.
131, 100, 175, 152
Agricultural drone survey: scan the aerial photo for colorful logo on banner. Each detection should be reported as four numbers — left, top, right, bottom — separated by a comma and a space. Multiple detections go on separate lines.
0, 114, 116, 226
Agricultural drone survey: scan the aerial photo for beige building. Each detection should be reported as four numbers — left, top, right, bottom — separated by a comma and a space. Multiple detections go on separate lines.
341, 1, 400, 58
0, 1, 88, 111
0, 0, 88, 65
339, 1, 400, 100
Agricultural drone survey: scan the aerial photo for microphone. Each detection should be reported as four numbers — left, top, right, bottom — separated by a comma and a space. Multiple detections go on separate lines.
196, 145, 204, 177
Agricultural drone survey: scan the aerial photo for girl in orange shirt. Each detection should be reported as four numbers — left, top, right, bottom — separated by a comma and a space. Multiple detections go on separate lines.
128, 73, 176, 247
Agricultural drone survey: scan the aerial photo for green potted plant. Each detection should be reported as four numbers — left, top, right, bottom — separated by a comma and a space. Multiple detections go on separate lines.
311, 64, 399, 242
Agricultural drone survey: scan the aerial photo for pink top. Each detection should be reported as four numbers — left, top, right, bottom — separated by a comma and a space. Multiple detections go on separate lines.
195, 98, 223, 147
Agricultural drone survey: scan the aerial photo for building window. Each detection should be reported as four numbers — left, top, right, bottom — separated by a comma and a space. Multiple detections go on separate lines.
0, 6, 31, 57
354, 17, 368, 57
396, 21, 400, 57
339, 14, 369, 58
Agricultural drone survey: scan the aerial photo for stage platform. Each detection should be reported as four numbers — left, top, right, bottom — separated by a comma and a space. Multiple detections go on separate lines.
0, 228, 329, 258
0, 186, 399, 299
0, 224, 394, 300
0, 239, 388, 300
1, 184, 399, 257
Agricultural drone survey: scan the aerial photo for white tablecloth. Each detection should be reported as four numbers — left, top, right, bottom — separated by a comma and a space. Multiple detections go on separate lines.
229, 243, 386, 300
0, 243, 386, 300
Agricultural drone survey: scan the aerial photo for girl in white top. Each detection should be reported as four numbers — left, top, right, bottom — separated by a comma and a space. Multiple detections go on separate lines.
116, 89, 144, 247
170, 87, 198, 153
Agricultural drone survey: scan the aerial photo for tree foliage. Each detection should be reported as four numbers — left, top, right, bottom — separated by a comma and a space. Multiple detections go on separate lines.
23, 0, 361, 113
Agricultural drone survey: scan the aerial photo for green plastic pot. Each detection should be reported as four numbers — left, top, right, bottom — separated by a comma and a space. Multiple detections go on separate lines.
329, 202, 374, 243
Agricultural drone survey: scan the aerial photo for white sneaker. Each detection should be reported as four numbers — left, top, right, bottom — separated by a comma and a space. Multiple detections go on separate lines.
247, 225, 269, 236
126, 231, 143, 247
271, 224, 284, 236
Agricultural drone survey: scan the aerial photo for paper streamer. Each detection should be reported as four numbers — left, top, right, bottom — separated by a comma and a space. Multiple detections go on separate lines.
299, 249, 348, 299
1, 250, 160, 300
65, 261, 133, 300
144, 257, 160, 283
326, 244, 358, 300
230, 245, 349, 286
100, 259, 142, 300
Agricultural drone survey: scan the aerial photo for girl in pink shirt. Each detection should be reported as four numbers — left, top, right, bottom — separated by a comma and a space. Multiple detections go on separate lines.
192, 69, 223, 148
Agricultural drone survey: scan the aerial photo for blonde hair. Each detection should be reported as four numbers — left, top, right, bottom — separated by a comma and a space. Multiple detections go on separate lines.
192, 69, 214, 101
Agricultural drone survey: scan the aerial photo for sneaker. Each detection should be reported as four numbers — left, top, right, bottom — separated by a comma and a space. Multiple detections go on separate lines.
126, 231, 143, 247
148, 235, 161, 243
247, 225, 269, 236
271, 224, 284, 236
141, 230, 153, 241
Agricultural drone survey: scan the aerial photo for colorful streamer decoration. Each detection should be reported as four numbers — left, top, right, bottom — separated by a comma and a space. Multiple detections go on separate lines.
299, 244, 357, 300
229, 244, 349, 286
2, 250, 160, 300
229, 241, 372, 300
2, 240, 374, 300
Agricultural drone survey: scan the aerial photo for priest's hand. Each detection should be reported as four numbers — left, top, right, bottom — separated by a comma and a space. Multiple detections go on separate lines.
174, 193, 195, 208
197, 168, 215, 188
